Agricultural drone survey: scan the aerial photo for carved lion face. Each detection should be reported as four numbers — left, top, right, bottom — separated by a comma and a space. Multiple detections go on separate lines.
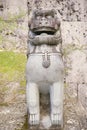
29, 9, 60, 35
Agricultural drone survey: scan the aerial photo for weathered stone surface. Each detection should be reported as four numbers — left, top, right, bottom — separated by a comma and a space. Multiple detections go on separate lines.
65, 50, 87, 83
84, 22, 87, 44
61, 22, 85, 46
0, 0, 86, 21
78, 84, 87, 109
27, 0, 85, 21
4, 82, 20, 103
26, 8, 64, 128
0, 0, 87, 130
0, 96, 27, 130
84, 0, 87, 21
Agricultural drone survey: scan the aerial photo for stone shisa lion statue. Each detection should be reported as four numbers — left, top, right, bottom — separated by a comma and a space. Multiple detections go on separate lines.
26, 9, 64, 127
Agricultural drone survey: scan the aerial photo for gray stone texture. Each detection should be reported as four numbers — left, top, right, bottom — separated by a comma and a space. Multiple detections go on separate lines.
0, 0, 87, 129
84, 0, 87, 21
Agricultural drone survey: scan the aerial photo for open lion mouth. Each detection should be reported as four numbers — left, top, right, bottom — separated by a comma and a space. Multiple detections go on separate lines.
34, 30, 55, 35
33, 27, 56, 36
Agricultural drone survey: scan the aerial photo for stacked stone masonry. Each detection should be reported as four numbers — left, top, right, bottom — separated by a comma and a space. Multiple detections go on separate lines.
0, 0, 87, 129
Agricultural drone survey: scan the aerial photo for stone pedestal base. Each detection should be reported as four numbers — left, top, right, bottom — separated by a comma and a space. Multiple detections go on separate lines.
29, 125, 62, 130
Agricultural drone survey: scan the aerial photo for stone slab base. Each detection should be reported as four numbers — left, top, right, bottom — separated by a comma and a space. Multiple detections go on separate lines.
28, 125, 62, 130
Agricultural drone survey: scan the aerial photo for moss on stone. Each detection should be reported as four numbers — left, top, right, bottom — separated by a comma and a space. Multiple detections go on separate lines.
20, 80, 26, 87
0, 51, 27, 85
0, 10, 27, 45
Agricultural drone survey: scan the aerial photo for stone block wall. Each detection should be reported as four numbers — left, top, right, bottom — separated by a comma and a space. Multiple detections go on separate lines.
0, 0, 28, 52
0, 0, 87, 111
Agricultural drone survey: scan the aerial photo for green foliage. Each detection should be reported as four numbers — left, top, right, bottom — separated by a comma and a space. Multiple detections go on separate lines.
0, 51, 27, 84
